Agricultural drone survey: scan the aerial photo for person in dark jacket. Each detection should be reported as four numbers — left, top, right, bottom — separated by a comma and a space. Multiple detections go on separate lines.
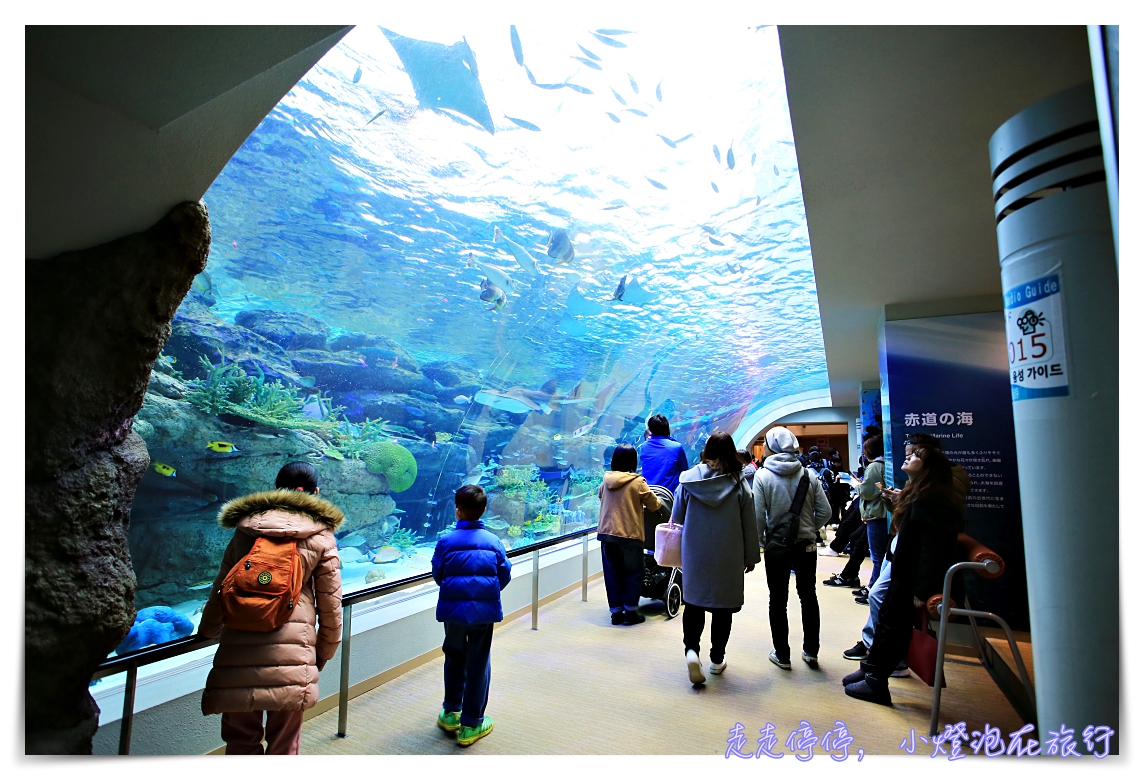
843, 443, 962, 706
431, 485, 512, 746
640, 414, 690, 493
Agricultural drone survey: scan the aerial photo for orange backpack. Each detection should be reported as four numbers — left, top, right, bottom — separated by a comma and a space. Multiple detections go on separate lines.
218, 536, 305, 632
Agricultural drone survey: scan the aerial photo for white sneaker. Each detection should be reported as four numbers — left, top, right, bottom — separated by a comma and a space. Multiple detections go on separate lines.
686, 650, 706, 684
710, 657, 727, 675
769, 651, 792, 670
821, 548, 841, 557
802, 651, 819, 668
890, 664, 911, 678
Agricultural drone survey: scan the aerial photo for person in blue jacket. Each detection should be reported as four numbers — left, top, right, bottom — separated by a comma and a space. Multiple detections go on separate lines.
431, 484, 512, 746
639, 414, 690, 493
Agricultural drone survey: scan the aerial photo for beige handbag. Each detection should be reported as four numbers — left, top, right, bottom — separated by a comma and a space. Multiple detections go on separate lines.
654, 516, 683, 568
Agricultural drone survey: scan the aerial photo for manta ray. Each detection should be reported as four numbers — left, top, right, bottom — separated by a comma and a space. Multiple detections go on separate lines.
381, 28, 495, 135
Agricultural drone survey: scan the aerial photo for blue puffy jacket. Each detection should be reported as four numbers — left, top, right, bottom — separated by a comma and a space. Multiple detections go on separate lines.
639, 436, 690, 494
432, 519, 512, 625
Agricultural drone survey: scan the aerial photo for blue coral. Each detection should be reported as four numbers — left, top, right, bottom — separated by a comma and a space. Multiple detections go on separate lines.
115, 606, 195, 654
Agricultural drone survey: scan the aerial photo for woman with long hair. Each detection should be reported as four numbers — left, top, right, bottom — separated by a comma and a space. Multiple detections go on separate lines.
674, 430, 760, 685
843, 441, 962, 706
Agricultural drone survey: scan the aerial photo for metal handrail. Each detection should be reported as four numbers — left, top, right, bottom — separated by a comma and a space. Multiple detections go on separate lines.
93, 524, 599, 753
929, 558, 1036, 736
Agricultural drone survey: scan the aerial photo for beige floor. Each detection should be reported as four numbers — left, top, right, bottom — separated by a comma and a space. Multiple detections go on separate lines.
302, 548, 1027, 755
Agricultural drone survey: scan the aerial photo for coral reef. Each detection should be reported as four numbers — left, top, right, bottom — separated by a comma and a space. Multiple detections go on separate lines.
361, 441, 418, 492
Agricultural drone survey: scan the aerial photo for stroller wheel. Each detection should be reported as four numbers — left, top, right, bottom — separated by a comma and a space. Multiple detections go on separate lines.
665, 578, 682, 619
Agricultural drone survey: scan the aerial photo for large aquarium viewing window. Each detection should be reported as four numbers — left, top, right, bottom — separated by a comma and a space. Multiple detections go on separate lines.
118, 16, 828, 654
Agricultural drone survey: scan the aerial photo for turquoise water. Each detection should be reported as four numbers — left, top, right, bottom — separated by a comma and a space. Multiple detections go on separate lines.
118, 18, 827, 653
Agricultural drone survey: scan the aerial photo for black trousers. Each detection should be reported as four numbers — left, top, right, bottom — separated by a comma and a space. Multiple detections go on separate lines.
682, 603, 734, 663
830, 501, 864, 553
442, 622, 493, 728
763, 541, 821, 660
599, 537, 645, 611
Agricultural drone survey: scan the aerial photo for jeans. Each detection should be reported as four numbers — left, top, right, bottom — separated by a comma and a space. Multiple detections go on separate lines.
442, 622, 493, 728
599, 537, 645, 612
682, 603, 734, 663
763, 540, 821, 660
221, 710, 303, 755
861, 558, 892, 647
867, 516, 889, 586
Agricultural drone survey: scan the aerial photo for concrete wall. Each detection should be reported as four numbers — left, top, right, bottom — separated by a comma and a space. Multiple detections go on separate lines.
93, 537, 603, 755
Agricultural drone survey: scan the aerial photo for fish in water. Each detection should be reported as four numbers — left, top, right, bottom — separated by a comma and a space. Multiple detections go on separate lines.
302, 395, 331, 419
711, 182, 720, 193
699, 224, 717, 235
597, 28, 634, 35
623, 108, 647, 117
577, 43, 601, 61
206, 441, 238, 453
532, 81, 567, 91
713, 144, 721, 163
751, 152, 757, 165
610, 88, 627, 106
152, 462, 177, 478
571, 56, 603, 70
187, 580, 214, 591
611, 275, 628, 301
493, 225, 541, 275
480, 278, 507, 311
454, 395, 472, 405
564, 83, 593, 94
353, 66, 362, 83
656, 81, 663, 101
190, 271, 214, 298
727, 144, 736, 169
232, 240, 237, 248
546, 229, 575, 263
504, 113, 541, 131
254, 433, 282, 439
674, 133, 694, 144
606, 112, 621, 123
365, 108, 387, 126
628, 74, 639, 94
709, 237, 726, 246
756, 195, 762, 206
572, 423, 595, 438
602, 203, 625, 210
299, 376, 317, 387
524, 64, 537, 84
373, 546, 403, 564
774, 164, 780, 176
510, 25, 524, 66
645, 176, 668, 190
423, 522, 431, 528
591, 32, 627, 48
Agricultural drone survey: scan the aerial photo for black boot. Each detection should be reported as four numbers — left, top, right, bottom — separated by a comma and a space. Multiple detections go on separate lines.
844, 673, 892, 706
842, 661, 873, 685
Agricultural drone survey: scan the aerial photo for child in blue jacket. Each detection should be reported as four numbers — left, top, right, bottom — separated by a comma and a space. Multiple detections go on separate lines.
431, 485, 512, 746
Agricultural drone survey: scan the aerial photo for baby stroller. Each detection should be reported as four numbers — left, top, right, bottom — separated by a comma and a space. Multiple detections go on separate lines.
640, 484, 683, 618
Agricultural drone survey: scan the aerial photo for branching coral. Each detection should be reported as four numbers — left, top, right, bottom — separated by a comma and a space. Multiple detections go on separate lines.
185, 356, 342, 432
387, 526, 421, 551
493, 464, 555, 505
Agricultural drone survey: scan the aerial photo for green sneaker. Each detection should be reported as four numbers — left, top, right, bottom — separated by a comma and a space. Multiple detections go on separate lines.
456, 716, 494, 746
437, 709, 462, 733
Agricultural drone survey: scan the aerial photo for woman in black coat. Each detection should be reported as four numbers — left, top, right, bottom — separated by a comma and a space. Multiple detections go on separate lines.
843, 442, 962, 706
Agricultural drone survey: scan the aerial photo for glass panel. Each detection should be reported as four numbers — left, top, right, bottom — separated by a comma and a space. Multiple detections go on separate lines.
122, 17, 827, 654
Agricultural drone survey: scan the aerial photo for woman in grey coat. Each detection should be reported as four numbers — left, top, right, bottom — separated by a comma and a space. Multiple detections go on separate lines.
673, 431, 761, 685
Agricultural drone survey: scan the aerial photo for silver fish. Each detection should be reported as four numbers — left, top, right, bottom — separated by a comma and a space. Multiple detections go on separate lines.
611, 275, 628, 301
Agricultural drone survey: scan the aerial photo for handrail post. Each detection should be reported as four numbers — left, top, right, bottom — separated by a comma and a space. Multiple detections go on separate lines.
336, 603, 353, 738
929, 560, 990, 736
531, 549, 540, 630
117, 665, 138, 755
581, 535, 589, 602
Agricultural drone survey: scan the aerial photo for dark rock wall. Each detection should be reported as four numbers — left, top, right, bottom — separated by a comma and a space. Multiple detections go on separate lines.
25, 202, 210, 754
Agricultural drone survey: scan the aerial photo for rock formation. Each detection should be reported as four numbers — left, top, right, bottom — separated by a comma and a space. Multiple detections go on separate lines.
25, 202, 211, 753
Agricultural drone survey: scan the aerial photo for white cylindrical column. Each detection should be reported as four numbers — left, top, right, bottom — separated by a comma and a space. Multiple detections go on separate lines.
989, 82, 1118, 747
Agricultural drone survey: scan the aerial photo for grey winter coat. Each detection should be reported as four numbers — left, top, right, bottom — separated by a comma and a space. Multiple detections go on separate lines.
672, 463, 761, 610
754, 453, 832, 544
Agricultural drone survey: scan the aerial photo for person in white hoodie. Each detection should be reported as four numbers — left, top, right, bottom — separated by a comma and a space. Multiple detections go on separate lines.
673, 431, 760, 685
753, 427, 832, 670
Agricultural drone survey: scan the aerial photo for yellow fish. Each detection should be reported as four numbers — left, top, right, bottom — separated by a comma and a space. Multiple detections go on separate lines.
152, 462, 177, 477
206, 441, 238, 453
